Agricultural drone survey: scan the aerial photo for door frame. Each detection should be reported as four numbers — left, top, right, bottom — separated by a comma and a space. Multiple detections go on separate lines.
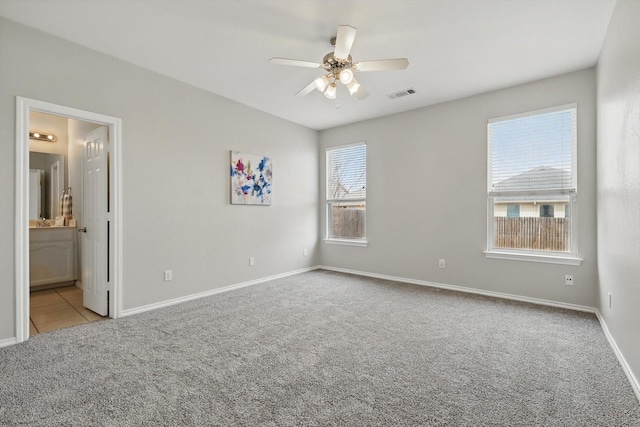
14, 96, 123, 342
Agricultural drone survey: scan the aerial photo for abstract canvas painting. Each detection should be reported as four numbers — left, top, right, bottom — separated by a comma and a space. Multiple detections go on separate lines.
230, 151, 272, 205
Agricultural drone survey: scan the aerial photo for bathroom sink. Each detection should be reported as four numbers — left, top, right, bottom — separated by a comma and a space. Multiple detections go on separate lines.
29, 220, 58, 228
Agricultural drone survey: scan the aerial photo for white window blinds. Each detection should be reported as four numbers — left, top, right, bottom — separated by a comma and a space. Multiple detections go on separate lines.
327, 143, 366, 200
488, 105, 577, 194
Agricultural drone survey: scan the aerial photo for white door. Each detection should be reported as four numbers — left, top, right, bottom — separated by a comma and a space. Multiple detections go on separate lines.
82, 127, 109, 315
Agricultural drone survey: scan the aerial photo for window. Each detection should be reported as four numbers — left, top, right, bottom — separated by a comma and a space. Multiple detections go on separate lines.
326, 143, 366, 245
487, 104, 580, 264
539, 204, 554, 218
506, 204, 520, 218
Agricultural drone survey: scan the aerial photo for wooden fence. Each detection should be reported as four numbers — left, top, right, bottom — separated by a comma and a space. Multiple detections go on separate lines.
494, 217, 569, 251
332, 207, 366, 238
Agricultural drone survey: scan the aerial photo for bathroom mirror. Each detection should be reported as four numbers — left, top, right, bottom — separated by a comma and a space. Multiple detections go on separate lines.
29, 152, 66, 219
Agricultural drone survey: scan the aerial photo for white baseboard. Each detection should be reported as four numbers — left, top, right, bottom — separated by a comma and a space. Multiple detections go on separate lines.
596, 311, 640, 403
0, 337, 18, 349
121, 266, 320, 317
317, 265, 596, 313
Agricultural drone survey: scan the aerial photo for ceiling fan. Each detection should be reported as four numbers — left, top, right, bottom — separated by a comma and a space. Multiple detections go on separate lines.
270, 25, 409, 100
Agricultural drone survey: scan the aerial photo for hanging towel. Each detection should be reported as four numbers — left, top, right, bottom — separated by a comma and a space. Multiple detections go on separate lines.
61, 191, 72, 221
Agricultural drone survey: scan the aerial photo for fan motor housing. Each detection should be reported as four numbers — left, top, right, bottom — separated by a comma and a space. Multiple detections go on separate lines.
322, 52, 352, 72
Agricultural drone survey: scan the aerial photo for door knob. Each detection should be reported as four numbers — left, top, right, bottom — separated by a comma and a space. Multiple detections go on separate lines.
78, 227, 87, 233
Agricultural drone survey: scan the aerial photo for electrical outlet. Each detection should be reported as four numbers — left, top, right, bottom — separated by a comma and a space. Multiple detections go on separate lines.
303, 248, 308, 257
164, 270, 172, 281
564, 275, 574, 286
249, 257, 255, 266
439, 259, 446, 269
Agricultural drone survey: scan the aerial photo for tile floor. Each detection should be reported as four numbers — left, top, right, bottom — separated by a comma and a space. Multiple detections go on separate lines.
30, 286, 104, 335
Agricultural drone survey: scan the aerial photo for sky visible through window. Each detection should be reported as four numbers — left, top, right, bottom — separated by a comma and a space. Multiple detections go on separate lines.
490, 108, 574, 187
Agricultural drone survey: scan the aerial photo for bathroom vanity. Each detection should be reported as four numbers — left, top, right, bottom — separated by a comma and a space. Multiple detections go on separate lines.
30, 226, 77, 288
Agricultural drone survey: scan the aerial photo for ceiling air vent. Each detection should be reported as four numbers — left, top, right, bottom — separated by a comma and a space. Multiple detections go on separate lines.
386, 88, 416, 100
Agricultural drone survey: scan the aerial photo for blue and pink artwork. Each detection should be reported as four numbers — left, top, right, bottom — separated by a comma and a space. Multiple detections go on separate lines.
230, 151, 272, 205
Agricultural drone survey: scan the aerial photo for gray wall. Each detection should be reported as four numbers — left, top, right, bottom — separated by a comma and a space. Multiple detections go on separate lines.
319, 69, 597, 308
0, 18, 319, 340
596, 0, 640, 394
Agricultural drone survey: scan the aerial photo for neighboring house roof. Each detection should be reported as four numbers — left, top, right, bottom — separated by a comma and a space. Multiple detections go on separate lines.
493, 166, 572, 192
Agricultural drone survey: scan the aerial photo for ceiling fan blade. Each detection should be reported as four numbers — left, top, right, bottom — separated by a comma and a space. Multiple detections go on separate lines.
354, 58, 409, 72
333, 25, 357, 61
353, 85, 369, 100
270, 57, 322, 68
295, 80, 318, 96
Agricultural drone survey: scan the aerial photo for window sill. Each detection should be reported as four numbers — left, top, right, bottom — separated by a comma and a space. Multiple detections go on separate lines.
324, 238, 369, 247
484, 250, 582, 266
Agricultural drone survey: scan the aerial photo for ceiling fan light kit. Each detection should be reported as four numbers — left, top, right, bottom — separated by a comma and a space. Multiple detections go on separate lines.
315, 75, 330, 92
324, 83, 337, 99
346, 79, 360, 95
339, 68, 354, 85
270, 25, 409, 102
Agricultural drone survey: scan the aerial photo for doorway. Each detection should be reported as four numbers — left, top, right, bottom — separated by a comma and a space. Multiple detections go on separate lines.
15, 97, 122, 342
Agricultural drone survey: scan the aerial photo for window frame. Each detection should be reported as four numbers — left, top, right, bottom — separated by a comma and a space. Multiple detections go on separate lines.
324, 142, 368, 247
485, 104, 582, 265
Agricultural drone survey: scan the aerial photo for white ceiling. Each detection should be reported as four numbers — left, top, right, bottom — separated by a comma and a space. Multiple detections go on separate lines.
0, 0, 616, 130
